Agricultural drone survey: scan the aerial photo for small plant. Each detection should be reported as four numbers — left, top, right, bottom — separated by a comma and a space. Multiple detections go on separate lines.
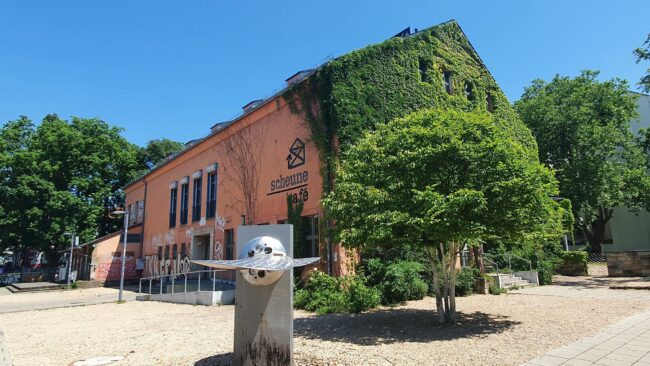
70, 281, 78, 289
489, 285, 507, 295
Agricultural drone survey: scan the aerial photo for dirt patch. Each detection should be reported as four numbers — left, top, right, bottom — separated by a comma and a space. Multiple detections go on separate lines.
0, 292, 648, 366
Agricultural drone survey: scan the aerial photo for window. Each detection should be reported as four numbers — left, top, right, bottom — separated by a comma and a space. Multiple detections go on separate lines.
164, 245, 170, 260
180, 243, 186, 257
225, 229, 234, 260
443, 71, 453, 94
172, 244, 178, 259
206, 171, 217, 218
157, 246, 163, 260
418, 58, 429, 82
180, 182, 189, 225
464, 82, 475, 101
192, 175, 202, 222
305, 216, 320, 257
137, 200, 144, 224
169, 187, 177, 227
129, 204, 137, 226
486, 92, 495, 113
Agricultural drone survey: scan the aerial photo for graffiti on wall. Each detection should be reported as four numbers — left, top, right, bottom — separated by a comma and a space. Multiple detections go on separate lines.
152, 234, 163, 248
96, 263, 137, 281
144, 254, 191, 278
214, 214, 225, 232
214, 240, 223, 260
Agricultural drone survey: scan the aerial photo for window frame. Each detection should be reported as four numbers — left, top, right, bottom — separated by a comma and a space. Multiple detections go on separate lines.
206, 170, 217, 219
192, 175, 203, 222
180, 182, 189, 225
169, 187, 177, 227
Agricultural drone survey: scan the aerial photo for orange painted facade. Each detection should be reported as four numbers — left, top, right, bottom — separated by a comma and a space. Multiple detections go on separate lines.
125, 93, 350, 278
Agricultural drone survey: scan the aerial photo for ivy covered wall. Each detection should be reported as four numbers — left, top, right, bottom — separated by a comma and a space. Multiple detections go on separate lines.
283, 19, 538, 190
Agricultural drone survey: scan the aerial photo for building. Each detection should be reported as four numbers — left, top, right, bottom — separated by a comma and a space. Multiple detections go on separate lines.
122, 20, 527, 281
605, 92, 650, 252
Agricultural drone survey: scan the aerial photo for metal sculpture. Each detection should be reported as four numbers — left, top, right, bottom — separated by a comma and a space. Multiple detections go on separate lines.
192, 225, 318, 366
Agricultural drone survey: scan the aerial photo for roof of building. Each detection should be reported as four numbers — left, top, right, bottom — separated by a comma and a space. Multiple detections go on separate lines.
125, 19, 477, 189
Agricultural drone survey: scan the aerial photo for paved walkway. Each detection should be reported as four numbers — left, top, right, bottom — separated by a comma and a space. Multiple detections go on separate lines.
523, 309, 650, 366
0, 286, 138, 314
517, 276, 650, 366
0, 329, 11, 366
510, 276, 650, 301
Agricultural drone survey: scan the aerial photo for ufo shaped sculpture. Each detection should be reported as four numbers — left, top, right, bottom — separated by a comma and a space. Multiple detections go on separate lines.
191, 236, 319, 286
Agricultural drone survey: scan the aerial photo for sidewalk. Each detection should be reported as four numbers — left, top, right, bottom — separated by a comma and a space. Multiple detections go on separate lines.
523, 309, 650, 366
0, 286, 137, 314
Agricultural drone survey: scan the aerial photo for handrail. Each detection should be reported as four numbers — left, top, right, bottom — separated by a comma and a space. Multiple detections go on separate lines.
139, 269, 229, 282
483, 253, 533, 273
483, 252, 537, 287
138, 269, 235, 295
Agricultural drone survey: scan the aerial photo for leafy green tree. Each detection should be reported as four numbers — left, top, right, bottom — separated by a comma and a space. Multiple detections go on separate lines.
634, 33, 650, 93
139, 138, 184, 170
323, 109, 565, 323
515, 71, 649, 253
0, 115, 142, 258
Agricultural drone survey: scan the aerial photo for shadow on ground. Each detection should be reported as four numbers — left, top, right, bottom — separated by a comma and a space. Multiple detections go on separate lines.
193, 309, 520, 364
194, 353, 232, 366
294, 308, 520, 345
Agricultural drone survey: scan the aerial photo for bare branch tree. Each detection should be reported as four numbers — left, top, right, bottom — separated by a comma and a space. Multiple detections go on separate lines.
219, 121, 269, 225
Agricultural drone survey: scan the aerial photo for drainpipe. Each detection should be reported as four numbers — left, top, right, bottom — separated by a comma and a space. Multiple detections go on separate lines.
141, 180, 148, 256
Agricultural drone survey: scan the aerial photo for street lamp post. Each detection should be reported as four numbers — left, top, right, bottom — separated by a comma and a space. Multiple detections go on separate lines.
112, 210, 129, 302
64, 232, 77, 290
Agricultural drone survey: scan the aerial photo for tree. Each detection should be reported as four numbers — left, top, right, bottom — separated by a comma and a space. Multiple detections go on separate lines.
139, 138, 184, 170
634, 33, 650, 93
0, 115, 142, 257
323, 109, 565, 323
218, 123, 268, 225
515, 71, 649, 253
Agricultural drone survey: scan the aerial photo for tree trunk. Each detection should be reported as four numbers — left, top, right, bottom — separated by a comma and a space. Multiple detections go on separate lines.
440, 243, 450, 322
582, 207, 613, 254
427, 246, 445, 324
448, 242, 458, 322
472, 244, 485, 273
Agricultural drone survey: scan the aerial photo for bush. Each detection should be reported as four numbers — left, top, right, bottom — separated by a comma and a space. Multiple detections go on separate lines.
294, 271, 379, 314
343, 276, 381, 313
379, 261, 428, 305
559, 251, 588, 263
455, 267, 479, 297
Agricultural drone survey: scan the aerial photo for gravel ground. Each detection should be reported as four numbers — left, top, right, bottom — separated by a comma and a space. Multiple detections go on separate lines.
1, 290, 648, 366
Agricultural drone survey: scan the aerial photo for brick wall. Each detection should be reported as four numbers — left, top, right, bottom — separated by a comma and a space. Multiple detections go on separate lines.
607, 251, 650, 277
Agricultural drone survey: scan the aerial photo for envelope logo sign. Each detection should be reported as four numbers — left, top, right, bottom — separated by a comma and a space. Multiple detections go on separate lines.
286, 138, 305, 169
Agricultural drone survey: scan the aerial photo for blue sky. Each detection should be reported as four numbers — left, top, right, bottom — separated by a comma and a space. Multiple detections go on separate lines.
1, 1, 648, 146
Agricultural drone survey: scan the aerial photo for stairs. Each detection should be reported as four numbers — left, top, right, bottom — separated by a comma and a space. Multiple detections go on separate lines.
490, 273, 536, 290
6, 282, 64, 293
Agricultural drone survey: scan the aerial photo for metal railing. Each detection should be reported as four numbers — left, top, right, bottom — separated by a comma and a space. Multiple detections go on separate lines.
483, 253, 536, 287
138, 269, 236, 296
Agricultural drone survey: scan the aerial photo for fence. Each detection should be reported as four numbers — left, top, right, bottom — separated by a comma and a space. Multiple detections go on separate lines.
138, 269, 236, 296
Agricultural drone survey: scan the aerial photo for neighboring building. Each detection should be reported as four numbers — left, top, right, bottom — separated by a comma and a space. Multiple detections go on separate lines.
70, 231, 142, 284
123, 20, 524, 280
605, 92, 650, 252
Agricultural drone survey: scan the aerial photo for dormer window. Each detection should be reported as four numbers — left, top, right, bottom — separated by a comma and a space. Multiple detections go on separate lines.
443, 71, 453, 94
